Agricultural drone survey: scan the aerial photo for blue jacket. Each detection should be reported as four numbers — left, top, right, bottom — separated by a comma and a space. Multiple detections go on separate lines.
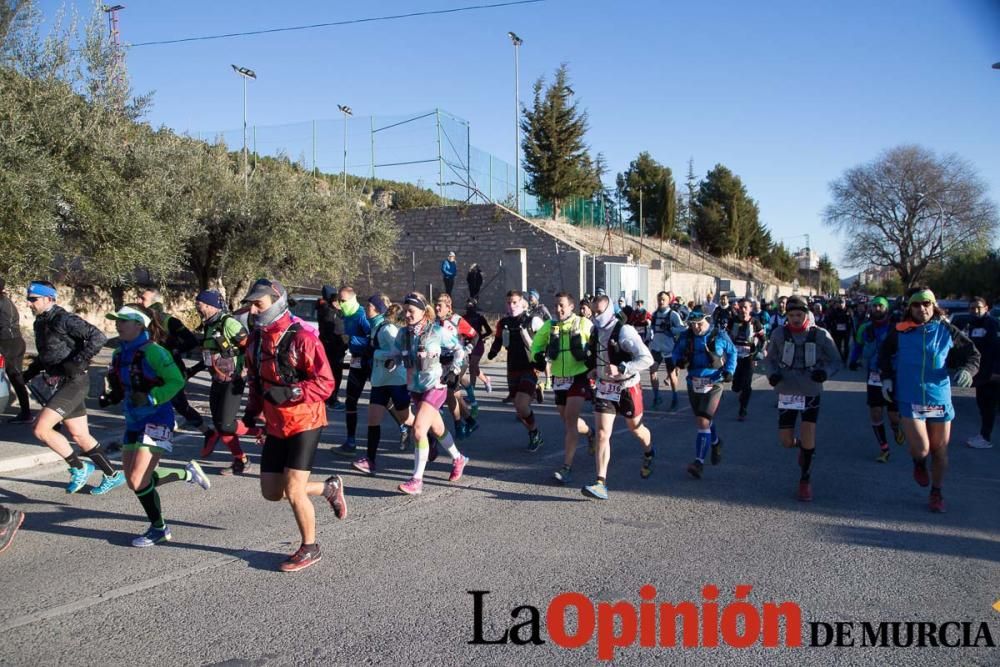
441, 260, 457, 278
673, 326, 738, 382
849, 318, 893, 371
112, 332, 184, 431
879, 318, 979, 408
342, 307, 371, 357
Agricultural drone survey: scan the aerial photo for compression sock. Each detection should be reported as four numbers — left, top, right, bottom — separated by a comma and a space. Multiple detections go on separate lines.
413, 438, 430, 479
367, 425, 381, 463
64, 452, 85, 470
152, 467, 190, 486
135, 481, 165, 529
220, 434, 244, 458
83, 445, 116, 476
800, 448, 815, 481
872, 422, 887, 447
695, 429, 712, 463
346, 411, 358, 439
439, 431, 461, 460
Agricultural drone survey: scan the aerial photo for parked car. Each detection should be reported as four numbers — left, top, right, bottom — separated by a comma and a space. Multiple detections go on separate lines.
288, 295, 319, 329
0, 352, 10, 415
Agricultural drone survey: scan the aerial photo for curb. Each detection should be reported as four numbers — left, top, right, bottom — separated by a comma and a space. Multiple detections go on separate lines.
0, 449, 63, 474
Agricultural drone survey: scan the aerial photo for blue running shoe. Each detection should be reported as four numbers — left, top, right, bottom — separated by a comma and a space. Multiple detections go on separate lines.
582, 481, 609, 500
464, 419, 479, 437
132, 525, 171, 548
66, 461, 95, 494
90, 471, 126, 495
469, 402, 479, 420
334, 439, 357, 457
455, 422, 468, 440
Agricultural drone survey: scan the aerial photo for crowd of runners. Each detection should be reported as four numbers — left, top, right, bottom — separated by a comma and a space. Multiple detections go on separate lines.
0, 275, 994, 570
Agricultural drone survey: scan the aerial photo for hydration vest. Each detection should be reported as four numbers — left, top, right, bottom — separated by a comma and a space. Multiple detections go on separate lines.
108, 342, 163, 398
779, 325, 819, 370
677, 329, 724, 370
604, 321, 634, 366
253, 322, 307, 387
546, 316, 587, 362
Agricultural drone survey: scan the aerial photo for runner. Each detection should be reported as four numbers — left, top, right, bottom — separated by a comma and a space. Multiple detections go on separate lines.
333, 286, 372, 456
878, 288, 979, 513
673, 307, 737, 479
728, 297, 766, 420
773, 296, 789, 329
434, 294, 480, 439
487, 290, 543, 451
530, 292, 596, 484
22, 281, 125, 495
628, 299, 651, 343
711, 292, 735, 332
392, 292, 470, 495
139, 289, 212, 439
462, 298, 493, 416
317, 285, 347, 410
0, 278, 31, 423
192, 290, 259, 475
764, 295, 842, 501
826, 298, 853, 361
581, 295, 654, 500
648, 291, 686, 410
578, 299, 594, 320
241, 278, 343, 572
848, 296, 903, 462
102, 305, 210, 547
957, 297, 998, 449
352, 297, 414, 475
527, 289, 553, 392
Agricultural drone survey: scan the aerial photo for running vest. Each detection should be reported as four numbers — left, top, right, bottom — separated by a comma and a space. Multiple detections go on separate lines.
651, 309, 674, 337
253, 322, 307, 387
546, 316, 587, 362
605, 321, 635, 365
779, 325, 819, 370
108, 342, 162, 399
400, 325, 439, 372
677, 330, 724, 369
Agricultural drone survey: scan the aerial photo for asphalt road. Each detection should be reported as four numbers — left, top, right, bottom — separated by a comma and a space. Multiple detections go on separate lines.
0, 364, 998, 666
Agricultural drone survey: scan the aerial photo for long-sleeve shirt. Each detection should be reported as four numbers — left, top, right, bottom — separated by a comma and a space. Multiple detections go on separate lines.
369, 315, 407, 387
591, 316, 653, 389
764, 324, 842, 397
441, 260, 457, 278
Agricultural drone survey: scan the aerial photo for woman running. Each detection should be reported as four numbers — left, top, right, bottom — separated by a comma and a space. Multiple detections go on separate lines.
102, 305, 210, 547
394, 292, 470, 495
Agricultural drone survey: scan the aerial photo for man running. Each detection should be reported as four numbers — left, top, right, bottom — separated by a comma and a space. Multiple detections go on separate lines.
0, 278, 32, 423
242, 279, 343, 572
488, 290, 543, 451
527, 289, 553, 392
582, 295, 654, 500
848, 296, 903, 461
333, 286, 372, 456
317, 285, 347, 410
728, 297, 766, 420
764, 295, 841, 501
826, 298, 853, 361
958, 297, 999, 450
22, 281, 125, 495
462, 298, 493, 416
648, 291, 685, 410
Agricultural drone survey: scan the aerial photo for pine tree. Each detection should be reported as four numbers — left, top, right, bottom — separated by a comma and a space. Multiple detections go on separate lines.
692, 164, 769, 258
615, 151, 676, 237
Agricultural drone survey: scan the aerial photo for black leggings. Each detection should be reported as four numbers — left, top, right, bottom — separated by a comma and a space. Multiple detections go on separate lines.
732, 357, 754, 411
0, 337, 30, 415
209, 379, 244, 434
976, 380, 1000, 440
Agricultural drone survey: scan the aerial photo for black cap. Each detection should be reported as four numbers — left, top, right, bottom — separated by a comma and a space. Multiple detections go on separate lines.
241, 278, 287, 303
786, 296, 809, 313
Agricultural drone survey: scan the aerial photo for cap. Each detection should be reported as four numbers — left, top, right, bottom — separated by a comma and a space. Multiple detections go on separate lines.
528, 289, 539, 300
195, 290, 225, 310
786, 296, 809, 313
687, 308, 707, 323
106, 305, 151, 328
241, 278, 287, 303
448, 251, 456, 258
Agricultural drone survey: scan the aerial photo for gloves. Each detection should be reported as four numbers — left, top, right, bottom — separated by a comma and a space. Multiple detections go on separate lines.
721, 371, 733, 383
768, 373, 782, 387
98, 393, 119, 408
264, 385, 296, 405
954, 369, 974, 388
810, 369, 828, 383
849, 361, 859, 371
61, 361, 86, 378
881, 378, 894, 403
130, 390, 153, 407
533, 351, 547, 371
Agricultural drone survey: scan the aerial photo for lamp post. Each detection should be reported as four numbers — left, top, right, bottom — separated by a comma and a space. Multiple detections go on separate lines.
337, 104, 353, 193
507, 31, 522, 213
231, 64, 256, 191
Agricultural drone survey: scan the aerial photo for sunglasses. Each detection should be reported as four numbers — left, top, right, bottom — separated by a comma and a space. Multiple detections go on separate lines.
910, 301, 933, 308
27, 296, 43, 303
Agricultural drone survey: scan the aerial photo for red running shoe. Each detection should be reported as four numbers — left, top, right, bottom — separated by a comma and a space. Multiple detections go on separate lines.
322, 475, 347, 519
797, 480, 813, 502
279, 544, 322, 572
929, 490, 946, 513
449, 455, 468, 482
913, 461, 930, 487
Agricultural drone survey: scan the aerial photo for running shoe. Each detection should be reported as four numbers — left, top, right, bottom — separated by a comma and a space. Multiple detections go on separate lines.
220, 456, 250, 477
913, 460, 930, 487
894, 428, 905, 446
398, 477, 423, 495
544, 378, 552, 391
329, 400, 345, 411
640, 454, 654, 479
484, 379, 493, 394
352, 456, 375, 475
553, 465, 572, 484
465, 419, 480, 437
797, 480, 813, 502
399, 425, 410, 450
0, 508, 25, 555
876, 448, 891, 464
686, 460, 703, 479
669, 394, 679, 411
967, 435, 993, 450
526, 430, 543, 453
7, 413, 33, 424
279, 544, 322, 572
449, 455, 469, 482
929, 489, 946, 513
132, 525, 171, 548
428, 437, 440, 462
652, 395, 663, 408
66, 461, 95, 494
710, 439, 723, 465
322, 475, 347, 518
737, 409, 747, 422
587, 430, 596, 456
334, 439, 357, 457
469, 402, 479, 420
90, 471, 126, 496
200, 429, 219, 458
185, 461, 211, 490
455, 422, 468, 440
582, 481, 608, 500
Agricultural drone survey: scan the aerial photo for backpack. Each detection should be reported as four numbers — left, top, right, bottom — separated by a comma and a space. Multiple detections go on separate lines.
677, 329, 723, 369
778, 325, 819, 370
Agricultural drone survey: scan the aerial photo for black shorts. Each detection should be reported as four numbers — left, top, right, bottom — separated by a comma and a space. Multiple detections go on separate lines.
346, 366, 370, 398
865, 384, 898, 410
593, 383, 643, 418
260, 428, 323, 473
370, 384, 411, 411
45, 373, 88, 420
507, 369, 538, 397
688, 384, 723, 420
651, 351, 676, 372
778, 394, 821, 428
554, 373, 591, 406
732, 357, 754, 392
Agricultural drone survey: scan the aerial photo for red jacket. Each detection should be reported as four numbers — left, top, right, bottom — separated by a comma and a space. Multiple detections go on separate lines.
245, 311, 335, 438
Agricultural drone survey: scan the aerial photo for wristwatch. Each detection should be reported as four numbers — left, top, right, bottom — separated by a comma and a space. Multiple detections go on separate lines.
617, 362, 628, 374
290, 386, 303, 401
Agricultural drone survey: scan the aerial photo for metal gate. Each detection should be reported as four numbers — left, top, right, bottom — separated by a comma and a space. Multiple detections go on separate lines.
603, 262, 648, 306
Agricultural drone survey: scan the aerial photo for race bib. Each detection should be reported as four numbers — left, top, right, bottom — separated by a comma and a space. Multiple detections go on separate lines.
350, 355, 363, 369
596, 379, 623, 402
142, 423, 174, 453
971, 327, 987, 339
867, 371, 883, 387
778, 394, 807, 411
736, 344, 752, 359
552, 376, 573, 391
690, 376, 715, 394
202, 349, 213, 367
912, 404, 945, 419
836, 324, 847, 331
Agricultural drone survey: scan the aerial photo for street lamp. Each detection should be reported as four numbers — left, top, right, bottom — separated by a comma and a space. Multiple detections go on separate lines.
231, 64, 256, 191
507, 31, 522, 213
337, 104, 352, 193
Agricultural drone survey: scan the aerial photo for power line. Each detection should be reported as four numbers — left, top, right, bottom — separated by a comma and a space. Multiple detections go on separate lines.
127, 0, 546, 48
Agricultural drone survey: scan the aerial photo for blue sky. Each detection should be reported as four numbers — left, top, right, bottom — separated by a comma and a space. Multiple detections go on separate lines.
38, 0, 1000, 273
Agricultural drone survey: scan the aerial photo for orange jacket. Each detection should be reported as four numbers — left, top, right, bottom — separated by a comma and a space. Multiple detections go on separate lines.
245, 312, 335, 438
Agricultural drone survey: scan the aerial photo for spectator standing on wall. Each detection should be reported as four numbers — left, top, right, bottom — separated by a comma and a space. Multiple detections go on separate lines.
467, 264, 483, 300
441, 251, 458, 296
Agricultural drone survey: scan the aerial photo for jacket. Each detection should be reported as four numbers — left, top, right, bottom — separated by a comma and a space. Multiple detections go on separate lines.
25, 305, 107, 380
317, 289, 347, 353
369, 315, 407, 387
530, 314, 594, 378
467, 268, 483, 295
673, 326, 738, 382
957, 315, 998, 386
489, 313, 535, 371
849, 318, 893, 373
879, 318, 980, 408
441, 259, 457, 278
764, 324, 841, 397
245, 311, 335, 438
340, 301, 372, 357
826, 308, 853, 337
649, 307, 686, 355
0, 295, 21, 340
394, 320, 462, 393
110, 332, 184, 431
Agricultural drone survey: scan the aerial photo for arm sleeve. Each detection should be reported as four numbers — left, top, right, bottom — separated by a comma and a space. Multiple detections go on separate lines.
619, 325, 653, 375
67, 314, 108, 365
292, 332, 335, 403
945, 323, 980, 376
764, 331, 781, 376
146, 344, 185, 406
488, 320, 503, 359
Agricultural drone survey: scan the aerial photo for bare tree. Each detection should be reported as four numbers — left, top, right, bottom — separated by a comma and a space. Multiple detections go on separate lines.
824, 145, 998, 288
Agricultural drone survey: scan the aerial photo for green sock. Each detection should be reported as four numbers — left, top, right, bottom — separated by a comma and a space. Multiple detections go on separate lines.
153, 467, 191, 486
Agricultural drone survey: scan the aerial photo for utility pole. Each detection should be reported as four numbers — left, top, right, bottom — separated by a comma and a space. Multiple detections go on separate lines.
231, 64, 257, 192
507, 32, 523, 212
337, 104, 353, 193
